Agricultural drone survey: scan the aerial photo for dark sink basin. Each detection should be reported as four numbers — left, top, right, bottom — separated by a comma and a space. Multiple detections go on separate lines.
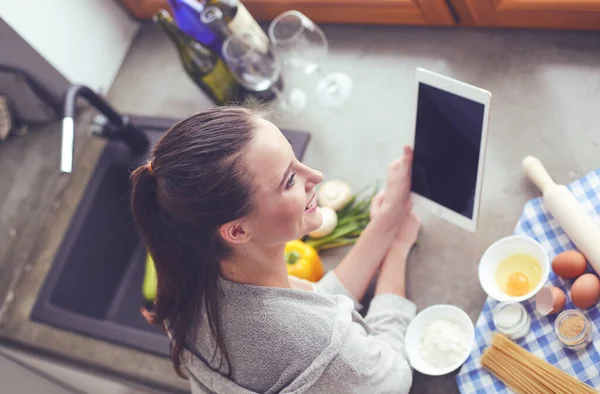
31, 115, 310, 357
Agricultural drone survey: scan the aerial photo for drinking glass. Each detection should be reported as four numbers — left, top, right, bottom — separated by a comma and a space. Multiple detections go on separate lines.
268, 10, 352, 107
222, 33, 306, 116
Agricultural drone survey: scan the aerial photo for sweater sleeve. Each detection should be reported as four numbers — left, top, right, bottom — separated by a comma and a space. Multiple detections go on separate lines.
340, 293, 417, 394
314, 271, 362, 311
364, 293, 416, 356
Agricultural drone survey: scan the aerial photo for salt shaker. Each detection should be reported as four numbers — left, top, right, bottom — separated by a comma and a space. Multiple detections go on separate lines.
492, 302, 531, 340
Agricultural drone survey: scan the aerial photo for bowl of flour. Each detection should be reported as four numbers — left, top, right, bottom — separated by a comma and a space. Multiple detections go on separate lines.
404, 304, 475, 376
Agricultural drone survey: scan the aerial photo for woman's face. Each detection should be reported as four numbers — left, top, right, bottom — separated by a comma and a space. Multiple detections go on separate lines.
242, 118, 323, 246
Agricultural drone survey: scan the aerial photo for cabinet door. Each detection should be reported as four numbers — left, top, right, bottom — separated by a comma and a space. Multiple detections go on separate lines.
244, 0, 455, 25
451, 0, 600, 30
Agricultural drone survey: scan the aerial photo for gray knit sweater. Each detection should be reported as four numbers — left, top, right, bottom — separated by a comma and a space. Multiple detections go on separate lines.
185, 271, 416, 394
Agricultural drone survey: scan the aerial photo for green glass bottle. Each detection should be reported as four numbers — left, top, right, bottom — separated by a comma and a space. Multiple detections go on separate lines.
153, 9, 242, 105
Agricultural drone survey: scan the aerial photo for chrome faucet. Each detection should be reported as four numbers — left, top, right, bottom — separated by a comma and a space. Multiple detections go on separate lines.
61, 85, 149, 173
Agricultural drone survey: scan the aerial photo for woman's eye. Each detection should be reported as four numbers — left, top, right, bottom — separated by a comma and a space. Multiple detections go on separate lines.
286, 173, 296, 189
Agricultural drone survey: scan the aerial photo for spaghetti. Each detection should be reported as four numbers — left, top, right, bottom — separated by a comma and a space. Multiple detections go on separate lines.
481, 333, 598, 394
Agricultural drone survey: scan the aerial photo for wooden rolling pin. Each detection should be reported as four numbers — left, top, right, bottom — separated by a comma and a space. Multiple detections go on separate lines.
523, 156, 600, 275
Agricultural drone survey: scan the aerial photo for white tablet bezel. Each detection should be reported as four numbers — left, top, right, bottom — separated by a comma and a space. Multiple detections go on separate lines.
409, 68, 491, 233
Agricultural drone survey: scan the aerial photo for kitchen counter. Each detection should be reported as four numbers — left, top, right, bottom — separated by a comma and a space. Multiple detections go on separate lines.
1, 23, 600, 394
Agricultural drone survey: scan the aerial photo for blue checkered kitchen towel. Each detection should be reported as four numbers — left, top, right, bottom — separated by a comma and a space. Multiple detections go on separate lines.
456, 168, 600, 393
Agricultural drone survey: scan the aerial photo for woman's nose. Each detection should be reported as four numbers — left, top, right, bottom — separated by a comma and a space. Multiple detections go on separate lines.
306, 168, 324, 189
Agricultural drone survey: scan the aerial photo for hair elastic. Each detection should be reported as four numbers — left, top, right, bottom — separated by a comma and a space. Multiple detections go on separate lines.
147, 160, 154, 175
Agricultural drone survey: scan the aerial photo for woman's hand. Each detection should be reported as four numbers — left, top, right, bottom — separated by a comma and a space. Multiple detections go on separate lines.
369, 190, 384, 219
395, 202, 421, 248
374, 202, 420, 297
332, 147, 414, 302
372, 146, 413, 230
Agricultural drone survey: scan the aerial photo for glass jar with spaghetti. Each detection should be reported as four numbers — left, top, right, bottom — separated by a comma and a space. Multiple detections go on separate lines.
554, 310, 592, 350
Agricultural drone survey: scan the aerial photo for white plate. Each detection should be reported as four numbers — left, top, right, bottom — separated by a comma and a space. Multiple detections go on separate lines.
405, 304, 475, 376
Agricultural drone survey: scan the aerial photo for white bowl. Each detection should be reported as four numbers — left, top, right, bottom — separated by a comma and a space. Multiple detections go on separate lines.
478, 235, 550, 303
405, 304, 475, 376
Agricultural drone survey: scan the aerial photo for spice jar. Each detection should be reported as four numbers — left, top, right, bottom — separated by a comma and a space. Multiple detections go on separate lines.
554, 310, 592, 350
493, 302, 531, 340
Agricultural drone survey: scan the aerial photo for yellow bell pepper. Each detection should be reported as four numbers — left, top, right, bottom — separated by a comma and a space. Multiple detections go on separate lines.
285, 240, 324, 282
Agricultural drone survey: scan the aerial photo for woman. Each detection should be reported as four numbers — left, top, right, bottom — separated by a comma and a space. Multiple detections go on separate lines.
131, 106, 420, 394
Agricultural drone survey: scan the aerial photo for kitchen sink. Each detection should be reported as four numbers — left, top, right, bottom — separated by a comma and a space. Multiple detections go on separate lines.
31, 115, 310, 357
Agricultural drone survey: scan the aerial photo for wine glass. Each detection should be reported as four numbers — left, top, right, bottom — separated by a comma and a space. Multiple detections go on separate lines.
221, 33, 306, 116
268, 10, 353, 108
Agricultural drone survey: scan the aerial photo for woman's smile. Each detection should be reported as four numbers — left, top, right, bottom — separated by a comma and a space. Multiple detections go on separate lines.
305, 192, 317, 213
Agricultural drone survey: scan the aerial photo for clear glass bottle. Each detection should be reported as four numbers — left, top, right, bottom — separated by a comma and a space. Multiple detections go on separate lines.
493, 302, 531, 340
554, 310, 592, 350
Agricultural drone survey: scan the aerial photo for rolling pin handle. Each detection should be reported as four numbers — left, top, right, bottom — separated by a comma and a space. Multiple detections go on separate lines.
522, 156, 556, 193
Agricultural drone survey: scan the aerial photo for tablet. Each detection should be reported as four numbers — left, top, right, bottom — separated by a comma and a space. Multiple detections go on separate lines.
409, 68, 491, 232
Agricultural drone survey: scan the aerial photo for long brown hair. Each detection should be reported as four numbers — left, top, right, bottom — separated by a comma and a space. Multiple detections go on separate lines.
130, 107, 258, 378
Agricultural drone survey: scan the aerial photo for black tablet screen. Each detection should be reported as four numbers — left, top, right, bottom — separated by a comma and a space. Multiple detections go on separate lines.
411, 82, 485, 219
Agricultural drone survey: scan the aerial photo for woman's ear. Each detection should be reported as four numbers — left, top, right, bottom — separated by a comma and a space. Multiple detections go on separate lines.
220, 220, 251, 245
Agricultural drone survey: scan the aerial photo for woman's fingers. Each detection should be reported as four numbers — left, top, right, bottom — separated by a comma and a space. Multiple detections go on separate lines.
376, 147, 415, 227
385, 146, 413, 199
403, 145, 413, 161
373, 190, 385, 206
395, 209, 421, 246
400, 146, 413, 183
370, 190, 385, 219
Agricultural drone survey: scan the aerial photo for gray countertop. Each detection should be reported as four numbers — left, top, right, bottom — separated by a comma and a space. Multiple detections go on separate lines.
1, 23, 600, 394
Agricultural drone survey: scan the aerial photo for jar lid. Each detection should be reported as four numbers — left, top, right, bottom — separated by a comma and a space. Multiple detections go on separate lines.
493, 302, 525, 329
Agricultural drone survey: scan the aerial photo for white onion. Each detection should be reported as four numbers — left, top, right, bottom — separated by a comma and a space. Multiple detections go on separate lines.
317, 180, 352, 211
309, 207, 338, 238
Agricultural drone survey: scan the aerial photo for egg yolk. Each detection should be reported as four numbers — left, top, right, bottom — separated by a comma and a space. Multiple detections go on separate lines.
506, 272, 530, 296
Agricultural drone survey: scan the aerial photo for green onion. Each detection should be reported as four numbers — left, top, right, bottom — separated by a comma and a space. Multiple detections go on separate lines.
304, 182, 379, 251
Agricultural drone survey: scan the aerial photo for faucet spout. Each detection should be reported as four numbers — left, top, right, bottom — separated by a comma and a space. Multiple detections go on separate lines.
60, 116, 75, 173
60, 85, 149, 173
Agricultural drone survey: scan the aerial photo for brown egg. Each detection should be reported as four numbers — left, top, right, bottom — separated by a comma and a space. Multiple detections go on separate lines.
548, 287, 567, 314
570, 274, 600, 309
552, 251, 587, 279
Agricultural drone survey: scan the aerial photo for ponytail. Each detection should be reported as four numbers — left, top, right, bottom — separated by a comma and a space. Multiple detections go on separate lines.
131, 163, 210, 378
129, 108, 256, 379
